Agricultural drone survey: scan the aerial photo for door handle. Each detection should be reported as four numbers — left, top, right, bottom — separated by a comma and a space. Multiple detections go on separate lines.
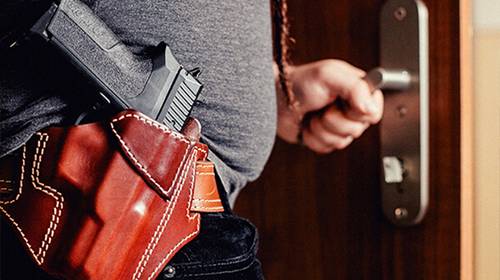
365, 0, 429, 226
364, 68, 411, 91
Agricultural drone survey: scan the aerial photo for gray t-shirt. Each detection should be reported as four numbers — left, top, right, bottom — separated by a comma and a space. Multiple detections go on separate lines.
0, 0, 277, 204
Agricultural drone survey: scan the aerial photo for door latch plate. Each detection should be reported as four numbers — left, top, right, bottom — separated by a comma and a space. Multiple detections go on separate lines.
379, 0, 429, 226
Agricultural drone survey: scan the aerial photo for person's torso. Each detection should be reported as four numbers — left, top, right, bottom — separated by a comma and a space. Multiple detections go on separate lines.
0, 0, 277, 203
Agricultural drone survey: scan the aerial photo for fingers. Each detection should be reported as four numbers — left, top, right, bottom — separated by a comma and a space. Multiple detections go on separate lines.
302, 125, 354, 154
314, 60, 383, 124
281, 59, 385, 154
302, 106, 372, 154
321, 106, 369, 138
320, 59, 366, 78
344, 87, 384, 124
318, 61, 366, 101
289, 59, 372, 115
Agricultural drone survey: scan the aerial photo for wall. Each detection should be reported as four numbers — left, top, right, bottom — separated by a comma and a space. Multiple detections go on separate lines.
473, 1, 500, 279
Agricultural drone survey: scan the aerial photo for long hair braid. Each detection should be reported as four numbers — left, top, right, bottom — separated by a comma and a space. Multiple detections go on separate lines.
272, 0, 296, 107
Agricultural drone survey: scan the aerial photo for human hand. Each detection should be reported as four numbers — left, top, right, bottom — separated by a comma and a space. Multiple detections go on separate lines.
276, 59, 384, 153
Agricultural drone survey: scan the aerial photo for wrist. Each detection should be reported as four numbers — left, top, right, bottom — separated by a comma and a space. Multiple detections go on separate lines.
276, 67, 304, 144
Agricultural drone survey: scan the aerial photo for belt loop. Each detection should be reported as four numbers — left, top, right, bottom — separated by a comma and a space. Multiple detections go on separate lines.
190, 161, 224, 213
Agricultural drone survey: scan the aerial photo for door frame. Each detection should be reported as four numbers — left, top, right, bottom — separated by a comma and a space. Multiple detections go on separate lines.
459, 0, 474, 279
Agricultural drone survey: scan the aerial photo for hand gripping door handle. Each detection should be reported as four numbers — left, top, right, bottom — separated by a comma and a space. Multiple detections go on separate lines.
364, 0, 429, 226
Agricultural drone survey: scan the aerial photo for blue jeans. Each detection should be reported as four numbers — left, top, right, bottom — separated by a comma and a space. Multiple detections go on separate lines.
1, 182, 264, 279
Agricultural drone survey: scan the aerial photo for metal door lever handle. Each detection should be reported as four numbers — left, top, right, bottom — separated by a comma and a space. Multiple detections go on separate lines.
375, 0, 429, 226
364, 67, 411, 91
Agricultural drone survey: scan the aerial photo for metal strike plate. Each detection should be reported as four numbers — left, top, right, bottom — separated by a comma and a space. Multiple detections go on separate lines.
378, 0, 429, 226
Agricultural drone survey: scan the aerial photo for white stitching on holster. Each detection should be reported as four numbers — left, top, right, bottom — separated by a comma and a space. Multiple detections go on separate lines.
192, 198, 222, 202
132, 151, 196, 280
110, 113, 191, 198
0, 147, 26, 204
146, 150, 201, 280
0, 133, 64, 265
112, 113, 190, 142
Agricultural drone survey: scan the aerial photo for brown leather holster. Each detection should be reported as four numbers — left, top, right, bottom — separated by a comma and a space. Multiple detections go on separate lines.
0, 110, 224, 280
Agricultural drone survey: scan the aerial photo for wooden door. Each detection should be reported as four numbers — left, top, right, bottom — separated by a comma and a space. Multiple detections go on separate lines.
235, 0, 463, 279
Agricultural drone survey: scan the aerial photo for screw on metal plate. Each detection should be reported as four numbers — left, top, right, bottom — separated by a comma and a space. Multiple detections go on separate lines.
394, 7, 407, 21
394, 207, 409, 219
397, 105, 408, 118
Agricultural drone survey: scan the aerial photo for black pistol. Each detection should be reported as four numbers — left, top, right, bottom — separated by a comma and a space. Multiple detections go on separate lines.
30, 0, 203, 131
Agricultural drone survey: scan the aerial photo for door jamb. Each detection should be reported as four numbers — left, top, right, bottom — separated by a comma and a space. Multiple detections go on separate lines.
459, 0, 474, 278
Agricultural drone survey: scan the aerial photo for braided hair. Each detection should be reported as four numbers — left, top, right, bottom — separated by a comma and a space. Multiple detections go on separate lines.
272, 0, 296, 107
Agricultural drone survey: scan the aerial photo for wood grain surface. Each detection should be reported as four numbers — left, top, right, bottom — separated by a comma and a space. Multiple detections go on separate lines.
235, 0, 461, 279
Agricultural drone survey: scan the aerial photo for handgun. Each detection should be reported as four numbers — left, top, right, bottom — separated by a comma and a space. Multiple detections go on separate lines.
30, 0, 203, 131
